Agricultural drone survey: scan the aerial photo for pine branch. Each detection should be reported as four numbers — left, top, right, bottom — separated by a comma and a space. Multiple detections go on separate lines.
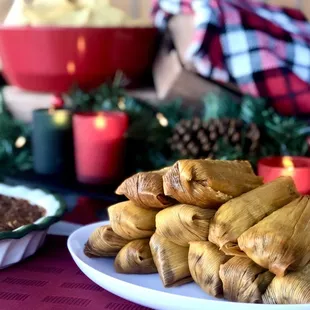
203, 92, 240, 121
240, 95, 266, 125
0, 89, 32, 173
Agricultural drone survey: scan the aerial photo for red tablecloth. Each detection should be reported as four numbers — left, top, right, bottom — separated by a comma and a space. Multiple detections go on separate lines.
0, 235, 150, 310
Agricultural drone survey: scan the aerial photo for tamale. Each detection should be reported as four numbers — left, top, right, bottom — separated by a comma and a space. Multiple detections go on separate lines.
116, 168, 176, 209
219, 257, 274, 303
209, 176, 299, 256
108, 201, 158, 240
263, 263, 310, 304
156, 204, 216, 247
150, 233, 192, 287
188, 241, 230, 298
238, 196, 310, 277
163, 159, 263, 209
84, 225, 128, 258
114, 239, 157, 274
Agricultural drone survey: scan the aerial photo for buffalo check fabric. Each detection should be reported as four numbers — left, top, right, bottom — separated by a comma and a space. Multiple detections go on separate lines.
152, 0, 310, 115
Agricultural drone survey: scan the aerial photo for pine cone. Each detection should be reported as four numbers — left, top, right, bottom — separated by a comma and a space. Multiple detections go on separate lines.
170, 118, 260, 159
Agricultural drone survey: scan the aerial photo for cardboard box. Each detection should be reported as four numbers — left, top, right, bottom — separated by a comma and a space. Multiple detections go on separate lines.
153, 15, 240, 105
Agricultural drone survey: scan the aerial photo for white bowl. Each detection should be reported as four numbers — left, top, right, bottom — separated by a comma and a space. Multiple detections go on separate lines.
0, 183, 66, 269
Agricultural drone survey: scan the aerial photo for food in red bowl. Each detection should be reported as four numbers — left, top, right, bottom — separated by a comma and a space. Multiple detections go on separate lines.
0, 26, 158, 92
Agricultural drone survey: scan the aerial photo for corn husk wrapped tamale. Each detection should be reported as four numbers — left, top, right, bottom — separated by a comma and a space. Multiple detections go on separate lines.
263, 263, 310, 304
108, 201, 158, 240
238, 196, 310, 277
150, 233, 192, 287
163, 159, 263, 209
209, 176, 299, 256
188, 241, 230, 298
116, 168, 176, 209
156, 204, 216, 247
114, 239, 157, 274
219, 257, 274, 303
84, 225, 129, 257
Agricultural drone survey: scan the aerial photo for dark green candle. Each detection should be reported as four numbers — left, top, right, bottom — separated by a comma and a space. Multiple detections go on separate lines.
32, 109, 73, 175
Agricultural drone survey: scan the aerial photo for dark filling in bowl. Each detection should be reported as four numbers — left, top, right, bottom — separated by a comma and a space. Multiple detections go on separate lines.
0, 195, 46, 232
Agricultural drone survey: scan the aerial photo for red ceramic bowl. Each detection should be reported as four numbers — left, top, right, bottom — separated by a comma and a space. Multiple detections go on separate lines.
0, 26, 158, 93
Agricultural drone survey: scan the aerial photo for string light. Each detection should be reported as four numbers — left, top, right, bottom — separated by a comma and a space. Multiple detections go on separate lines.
156, 113, 169, 127
15, 136, 26, 148
77, 35, 86, 55
118, 97, 126, 111
67, 61, 76, 75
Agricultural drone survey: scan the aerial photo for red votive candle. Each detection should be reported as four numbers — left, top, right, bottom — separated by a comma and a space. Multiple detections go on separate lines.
73, 111, 129, 184
258, 156, 310, 195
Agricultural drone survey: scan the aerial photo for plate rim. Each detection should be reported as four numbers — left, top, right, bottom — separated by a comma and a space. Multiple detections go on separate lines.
67, 221, 309, 309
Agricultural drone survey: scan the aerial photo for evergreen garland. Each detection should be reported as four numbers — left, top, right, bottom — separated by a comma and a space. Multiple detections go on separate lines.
0, 80, 308, 176
202, 92, 310, 162
0, 91, 32, 175
69, 83, 310, 169
68, 81, 193, 172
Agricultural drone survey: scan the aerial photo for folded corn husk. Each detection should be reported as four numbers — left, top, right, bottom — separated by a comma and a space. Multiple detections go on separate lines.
238, 196, 310, 277
263, 263, 310, 304
156, 204, 216, 247
219, 257, 274, 303
209, 176, 299, 256
108, 201, 158, 240
150, 233, 192, 287
116, 168, 176, 209
84, 225, 128, 258
114, 239, 157, 274
163, 159, 263, 209
188, 241, 230, 298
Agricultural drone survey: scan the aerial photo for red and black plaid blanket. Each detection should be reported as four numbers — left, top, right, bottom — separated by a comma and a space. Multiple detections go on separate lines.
152, 0, 310, 116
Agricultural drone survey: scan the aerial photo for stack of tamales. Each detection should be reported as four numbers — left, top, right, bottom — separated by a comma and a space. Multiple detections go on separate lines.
85, 159, 310, 305
84, 167, 174, 274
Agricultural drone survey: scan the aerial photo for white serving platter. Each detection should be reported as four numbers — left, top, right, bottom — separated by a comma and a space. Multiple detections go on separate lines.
67, 221, 309, 310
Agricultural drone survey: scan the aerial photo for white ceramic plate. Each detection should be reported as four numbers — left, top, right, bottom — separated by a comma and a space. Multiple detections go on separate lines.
67, 221, 309, 310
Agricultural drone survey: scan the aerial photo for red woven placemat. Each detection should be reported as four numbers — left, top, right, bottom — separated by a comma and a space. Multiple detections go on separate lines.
0, 235, 150, 310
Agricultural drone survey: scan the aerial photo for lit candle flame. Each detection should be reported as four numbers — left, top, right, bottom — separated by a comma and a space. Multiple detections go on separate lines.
51, 110, 69, 126
94, 113, 106, 130
282, 156, 295, 176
